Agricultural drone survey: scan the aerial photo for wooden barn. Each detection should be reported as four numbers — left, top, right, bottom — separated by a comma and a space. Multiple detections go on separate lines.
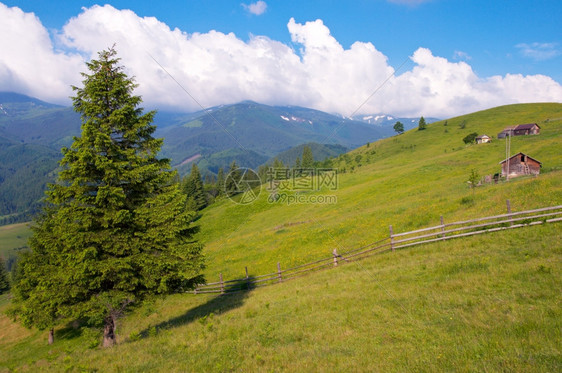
498, 123, 540, 138
497, 126, 516, 139
475, 135, 491, 144
513, 123, 540, 136
499, 152, 541, 178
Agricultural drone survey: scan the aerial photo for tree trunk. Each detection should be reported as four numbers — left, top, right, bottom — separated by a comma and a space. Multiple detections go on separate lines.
102, 314, 116, 348
48, 328, 54, 345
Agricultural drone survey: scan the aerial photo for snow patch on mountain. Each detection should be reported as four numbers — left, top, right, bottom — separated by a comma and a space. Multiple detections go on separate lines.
280, 114, 313, 125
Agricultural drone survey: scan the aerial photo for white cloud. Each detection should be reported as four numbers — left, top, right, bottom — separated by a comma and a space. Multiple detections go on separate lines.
0, 3, 84, 105
242, 1, 267, 16
1, 4, 561, 118
453, 50, 471, 61
516, 42, 560, 61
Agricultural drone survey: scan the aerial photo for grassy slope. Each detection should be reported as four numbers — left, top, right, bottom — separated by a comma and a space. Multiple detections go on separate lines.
1, 224, 560, 372
197, 103, 562, 280
0, 223, 31, 259
0, 103, 561, 371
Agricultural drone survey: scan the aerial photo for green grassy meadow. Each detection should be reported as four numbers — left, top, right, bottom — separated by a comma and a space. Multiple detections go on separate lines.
196, 103, 562, 281
0, 223, 31, 271
0, 103, 561, 371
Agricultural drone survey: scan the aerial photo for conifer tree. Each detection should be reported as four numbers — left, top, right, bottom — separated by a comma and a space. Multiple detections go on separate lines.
294, 156, 301, 169
302, 145, 314, 168
216, 167, 225, 196
418, 116, 427, 131
9, 47, 204, 347
272, 158, 285, 169
183, 163, 207, 210
225, 160, 241, 196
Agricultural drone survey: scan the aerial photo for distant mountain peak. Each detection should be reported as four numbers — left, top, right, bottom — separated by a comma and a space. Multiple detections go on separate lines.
0, 91, 62, 109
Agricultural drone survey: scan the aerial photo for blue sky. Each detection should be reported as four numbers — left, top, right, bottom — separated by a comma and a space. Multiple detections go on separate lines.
1, 0, 561, 117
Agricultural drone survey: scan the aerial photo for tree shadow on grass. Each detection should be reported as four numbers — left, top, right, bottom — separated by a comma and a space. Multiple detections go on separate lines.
137, 277, 256, 338
55, 324, 82, 341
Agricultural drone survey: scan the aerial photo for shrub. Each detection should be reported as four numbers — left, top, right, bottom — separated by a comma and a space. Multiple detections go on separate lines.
463, 132, 478, 144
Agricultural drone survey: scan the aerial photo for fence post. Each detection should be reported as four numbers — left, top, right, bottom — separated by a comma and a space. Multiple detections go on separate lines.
506, 199, 513, 225
277, 262, 282, 282
220, 273, 224, 294
389, 225, 394, 251
440, 215, 445, 238
333, 248, 339, 267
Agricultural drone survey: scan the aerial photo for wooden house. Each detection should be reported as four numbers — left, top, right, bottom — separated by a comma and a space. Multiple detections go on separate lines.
513, 123, 540, 136
499, 152, 541, 178
498, 123, 540, 138
497, 126, 516, 139
475, 135, 491, 144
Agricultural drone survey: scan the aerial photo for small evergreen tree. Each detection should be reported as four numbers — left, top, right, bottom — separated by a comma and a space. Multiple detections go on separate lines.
294, 156, 301, 169
0, 256, 9, 294
418, 116, 427, 131
272, 158, 285, 170
225, 160, 241, 196
9, 47, 204, 347
216, 167, 225, 196
393, 121, 404, 134
183, 163, 207, 210
293, 157, 301, 177
302, 145, 314, 168
204, 173, 215, 185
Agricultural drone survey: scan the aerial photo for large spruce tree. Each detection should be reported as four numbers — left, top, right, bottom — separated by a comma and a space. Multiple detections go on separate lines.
9, 47, 204, 347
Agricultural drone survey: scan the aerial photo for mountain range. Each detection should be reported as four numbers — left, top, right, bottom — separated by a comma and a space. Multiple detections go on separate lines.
351, 113, 440, 130
0, 91, 432, 224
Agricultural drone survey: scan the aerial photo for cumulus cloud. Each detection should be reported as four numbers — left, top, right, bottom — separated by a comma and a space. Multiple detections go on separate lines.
0, 3, 84, 104
242, 1, 267, 16
1, 4, 561, 118
516, 42, 560, 61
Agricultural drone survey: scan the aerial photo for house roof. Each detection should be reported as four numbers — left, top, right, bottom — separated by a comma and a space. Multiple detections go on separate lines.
499, 126, 516, 133
514, 123, 540, 130
499, 152, 542, 165
476, 135, 490, 139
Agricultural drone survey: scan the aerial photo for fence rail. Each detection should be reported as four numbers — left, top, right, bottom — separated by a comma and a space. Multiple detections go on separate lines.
191, 202, 562, 295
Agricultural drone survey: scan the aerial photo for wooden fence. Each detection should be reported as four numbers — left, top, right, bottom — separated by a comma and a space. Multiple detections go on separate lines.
191, 202, 562, 294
